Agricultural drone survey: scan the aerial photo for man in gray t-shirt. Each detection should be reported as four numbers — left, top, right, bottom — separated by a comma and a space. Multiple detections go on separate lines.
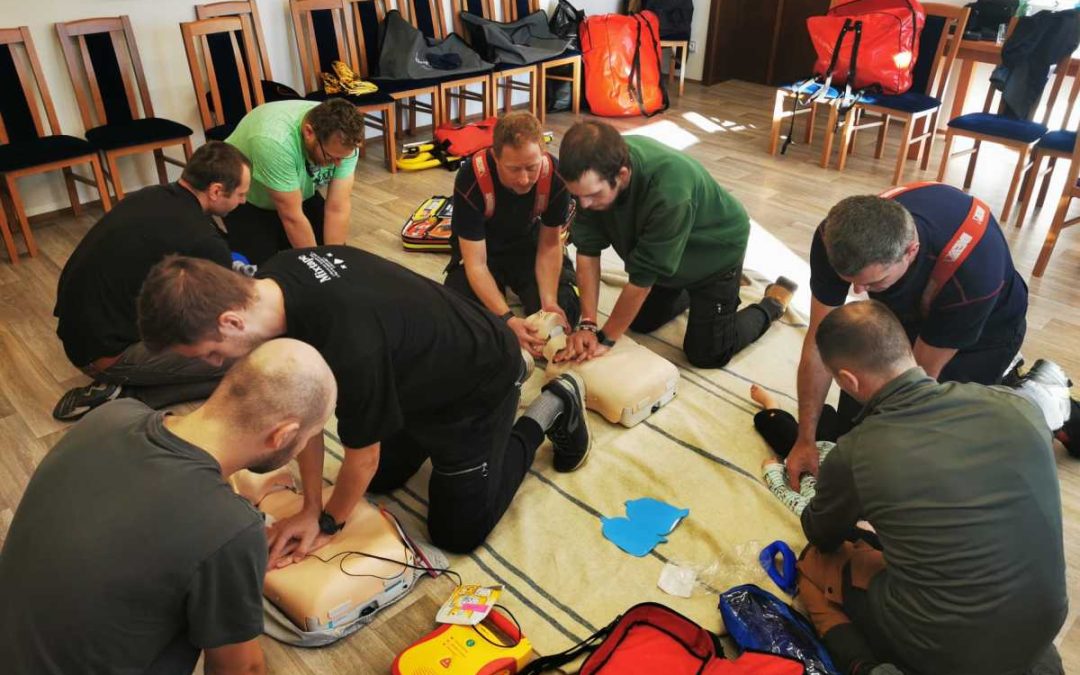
0, 339, 335, 674
796, 301, 1067, 675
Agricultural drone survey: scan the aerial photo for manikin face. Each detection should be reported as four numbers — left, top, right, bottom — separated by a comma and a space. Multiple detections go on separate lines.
204, 165, 251, 217
493, 142, 545, 195
565, 168, 628, 211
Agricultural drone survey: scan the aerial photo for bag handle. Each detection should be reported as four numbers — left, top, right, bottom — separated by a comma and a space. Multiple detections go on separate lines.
518, 617, 620, 674
628, 14, 669, 118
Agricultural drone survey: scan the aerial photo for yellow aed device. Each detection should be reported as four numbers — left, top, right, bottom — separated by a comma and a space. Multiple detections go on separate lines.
391, 609, 532, 675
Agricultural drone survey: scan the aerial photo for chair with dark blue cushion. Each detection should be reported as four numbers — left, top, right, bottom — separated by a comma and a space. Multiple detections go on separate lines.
937, 24, 1076, 222
1030, 126, 1080, 277
827, 4, 970, 185
452, 0, 539, 116
289, 0, 398, 172
195, 0, 304, 104
504, 0, 581, 123
55, 16, 194, 202
0, 26, 112, 264
180, 16, 265, 143
1014, 72, 1080, 227
348, 0, 440, 136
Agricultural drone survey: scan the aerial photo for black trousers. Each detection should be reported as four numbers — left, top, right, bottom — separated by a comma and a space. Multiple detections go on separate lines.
444, 248, 581, 326
223, 193, 326, 266
631, 267, 782, 368
366, 366, 543, 554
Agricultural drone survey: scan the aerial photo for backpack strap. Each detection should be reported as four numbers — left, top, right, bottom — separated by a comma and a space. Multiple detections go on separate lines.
517, 616, 619, 674
532, 153, 553, 220
920, 194, 990, 317
472, 150, 498, 220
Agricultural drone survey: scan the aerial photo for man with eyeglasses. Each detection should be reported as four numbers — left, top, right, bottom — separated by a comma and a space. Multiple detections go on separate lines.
445, 112, 580, 355
224, 99, 363, 265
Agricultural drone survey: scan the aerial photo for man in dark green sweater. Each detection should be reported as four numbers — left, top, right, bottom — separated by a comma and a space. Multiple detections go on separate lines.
554, 121, 794, 366
798, 300, 1067, 675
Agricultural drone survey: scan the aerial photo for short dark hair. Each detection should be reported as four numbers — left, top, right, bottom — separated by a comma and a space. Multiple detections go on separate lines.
305, 98, 364, 147
180, 141, 251, 193
558, 121, 630, 186
138, 255, 255, 351
492, 111, 544, 157
815, 300, 913, 375
823, 196, 916, 276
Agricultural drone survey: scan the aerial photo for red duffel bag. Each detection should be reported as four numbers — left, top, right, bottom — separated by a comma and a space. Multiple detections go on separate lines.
580, 11, 668, 117
808, 0, 925, 95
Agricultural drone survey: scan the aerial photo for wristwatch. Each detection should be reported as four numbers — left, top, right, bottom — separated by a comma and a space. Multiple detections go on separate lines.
318, 510, 345, 535
499, 310, 514, 322
596, 329, 616, 347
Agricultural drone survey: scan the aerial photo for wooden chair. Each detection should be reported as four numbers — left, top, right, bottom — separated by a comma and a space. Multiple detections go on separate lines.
0, 26, 112, 264
1014, 71, 1080, 228
180, 16, 265, 142
936, 21, 1075, 222
55, 16, 193, 202
289, 0, 398, 172
452, 0, 538, 116
826, 4, 970, 185
347, 0, 440, 135
194, 0, 306, 103
406, 0, 493, 124
660, 39, 688, 97
1032, 127, 1080, 277
504, 0, 581, 124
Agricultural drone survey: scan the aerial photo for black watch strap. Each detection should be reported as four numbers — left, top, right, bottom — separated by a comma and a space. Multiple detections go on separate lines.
596, 329, 616, 347
318, 510, 345, 535
499, 311, 514, 322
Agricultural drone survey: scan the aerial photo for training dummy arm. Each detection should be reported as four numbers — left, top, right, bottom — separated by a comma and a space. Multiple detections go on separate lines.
267, 188, 318, 249
912, 339, 957, 380
789, 296, 840, 488
322, 176, 353, 246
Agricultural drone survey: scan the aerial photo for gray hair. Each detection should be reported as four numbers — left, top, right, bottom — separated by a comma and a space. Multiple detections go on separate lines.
822, 196, 916, 276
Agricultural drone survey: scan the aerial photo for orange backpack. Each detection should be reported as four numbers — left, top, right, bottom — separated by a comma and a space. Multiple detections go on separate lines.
580, 12, 668, 117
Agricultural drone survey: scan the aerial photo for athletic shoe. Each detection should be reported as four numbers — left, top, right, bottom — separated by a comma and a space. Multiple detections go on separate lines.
541, 373, 592, 472
763, 276, 798, 313
52, 382, 122, 422
1012, 358, 1073, 431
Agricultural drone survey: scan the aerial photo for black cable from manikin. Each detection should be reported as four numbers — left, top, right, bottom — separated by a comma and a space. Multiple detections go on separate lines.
303, 545, 463, 588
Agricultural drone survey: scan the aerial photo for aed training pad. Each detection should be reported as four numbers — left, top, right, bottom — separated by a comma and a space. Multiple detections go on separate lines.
601, 497, 689, 557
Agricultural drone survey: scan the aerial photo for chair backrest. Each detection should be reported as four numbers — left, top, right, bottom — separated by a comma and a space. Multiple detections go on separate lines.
56, 16, 157, 129
502, 0, 534, 22
195, 0, 275, 82
290, 0, 359, 95
405, 0, 449, 40
347, 0, 393, 77
450, 0, 496, 37
180, 16, 264, 134
0, 26, 64, 144
913, 4, 970, 100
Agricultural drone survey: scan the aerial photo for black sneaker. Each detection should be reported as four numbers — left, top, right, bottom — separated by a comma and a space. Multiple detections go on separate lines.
541, 373, 592, 472
52, 382, 122, 421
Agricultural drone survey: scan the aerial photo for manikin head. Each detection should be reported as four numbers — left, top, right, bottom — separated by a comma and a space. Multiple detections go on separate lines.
137, 255, 271, 367
491, 111, 547, 196
188, 338, 337, 476
179, 141, 252, 217
815, 300, 918, 404
822, 196, 920, 295
300, 98, 364, 169
558, 120, 632, 212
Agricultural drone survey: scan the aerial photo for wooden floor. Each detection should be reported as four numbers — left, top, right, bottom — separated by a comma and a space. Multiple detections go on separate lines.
1, 79, 1078, 672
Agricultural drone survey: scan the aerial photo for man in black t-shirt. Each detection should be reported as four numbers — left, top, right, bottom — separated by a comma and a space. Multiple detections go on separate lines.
445, 112, 579, 355
787, 183, 1029, 485
52, 141, 251, 421
136, 248, 593, 555
0, 339, 336, 675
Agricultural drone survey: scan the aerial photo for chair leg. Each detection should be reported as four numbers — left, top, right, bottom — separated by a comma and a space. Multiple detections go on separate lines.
891, 118, 915, 186
4, 175, 38, 258
769, 90, 787, 156
920, 111, 940, 171
678, 44, 687, 97
106, 152, 125, 202
384, 106, 397, 174
848, 110, 861, 157
570, 59, 581, 116
1000, 146, 1030, 223
805, 101, 817, 145
0, 186, 18, 264
153, 149, 168, 185
1032, 162, 1080, 277
963, 139, 980, 189
936, 130, 955, 182
89, 156, 112, 212
182, 139, 193, 161
62, 167, 82, 217
836, 112, 857, 172
820, 104, 840, 168
874, 114, 890, 160
502, 77, 512, 114
529, 69, 538, 116
1015, 153, 1042, 228
1036, 157, 1058, 208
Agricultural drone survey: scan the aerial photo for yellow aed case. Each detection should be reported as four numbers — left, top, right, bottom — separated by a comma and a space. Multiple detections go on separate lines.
392, 609, 532, 675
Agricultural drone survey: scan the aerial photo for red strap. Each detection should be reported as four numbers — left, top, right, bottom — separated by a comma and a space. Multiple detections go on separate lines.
877, 180, 942, 200
920, 194, 990, 316
472, 151, 497, 219
532, 153, 553, 219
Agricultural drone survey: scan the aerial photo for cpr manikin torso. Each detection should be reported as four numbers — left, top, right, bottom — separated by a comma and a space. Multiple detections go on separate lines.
524, 311, 679, 427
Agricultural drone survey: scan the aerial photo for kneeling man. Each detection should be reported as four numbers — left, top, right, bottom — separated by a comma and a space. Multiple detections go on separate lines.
796, 301, 1066, 675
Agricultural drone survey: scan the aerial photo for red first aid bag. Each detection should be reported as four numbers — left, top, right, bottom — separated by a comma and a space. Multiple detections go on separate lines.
433, 116, 498, 156
580, 12, 668, 117
808, 0, 925, 95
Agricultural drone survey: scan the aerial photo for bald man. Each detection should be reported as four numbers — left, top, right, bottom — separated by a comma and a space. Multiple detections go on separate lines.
0, 339, 336, 675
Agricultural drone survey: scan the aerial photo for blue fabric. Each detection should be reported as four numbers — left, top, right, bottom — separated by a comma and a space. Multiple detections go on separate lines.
860, 91, 940, 113
85, 118, 193, 151
0, 135, 95, 172
781, 81, 840, 99
1037, 129, 1077, 153
600, 497, 689, 557
759, 541, 798, 596
948, 112, 1048, 143
910, 15, 946, 96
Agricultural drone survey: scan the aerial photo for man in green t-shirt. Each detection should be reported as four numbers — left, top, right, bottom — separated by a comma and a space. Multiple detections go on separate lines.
225, 99, 363, 265
554, 121, 795, 367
